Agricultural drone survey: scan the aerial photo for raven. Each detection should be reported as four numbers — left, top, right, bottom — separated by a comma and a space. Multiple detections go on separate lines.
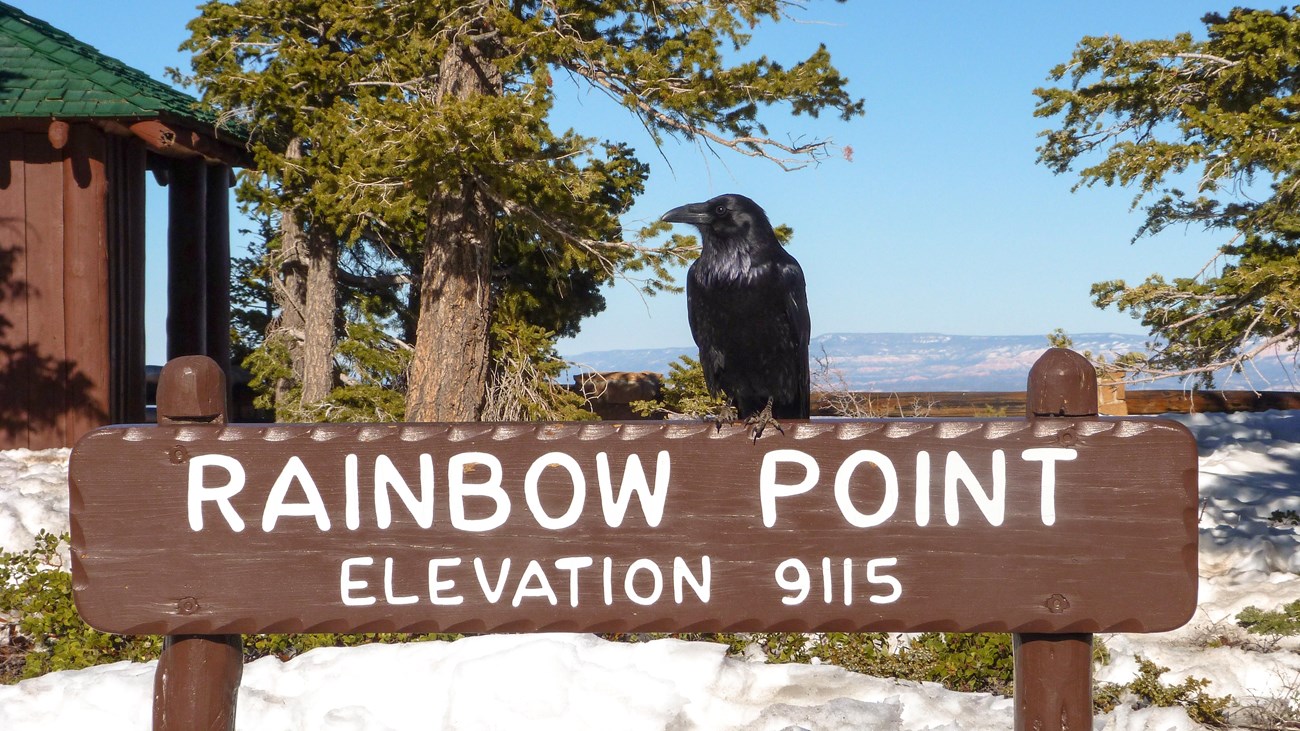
661, 193, 810, 437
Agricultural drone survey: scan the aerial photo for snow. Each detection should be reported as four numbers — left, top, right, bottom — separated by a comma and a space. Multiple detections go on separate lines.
2, 413, 1300, 729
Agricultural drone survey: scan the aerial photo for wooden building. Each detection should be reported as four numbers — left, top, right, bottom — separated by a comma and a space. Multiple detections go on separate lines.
0, 3, 249, 448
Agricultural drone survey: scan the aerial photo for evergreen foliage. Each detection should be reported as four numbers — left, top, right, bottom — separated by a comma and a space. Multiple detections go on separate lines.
1236, 598, 1300, 638
1035, 7, 1300, 386
179, 0, 862, 420
0, 533, 458, 684
0, 532, 160, 681
1093, 656, 1232, 727
630, 355, 728, 419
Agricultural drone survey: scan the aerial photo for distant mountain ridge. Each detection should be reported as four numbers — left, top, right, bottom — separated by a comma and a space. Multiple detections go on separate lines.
564, 332, 1300, 391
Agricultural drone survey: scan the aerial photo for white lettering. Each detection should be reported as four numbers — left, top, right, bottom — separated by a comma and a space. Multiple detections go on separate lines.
427, 558, 463, 605
1021, 448, 1077, 526
187, 454, 246, 532
448, 453, 508, 532
554, 556, 594, 607
821, 557, 833, 603
915, 450, 931, 526
602, 556, 614, 606
833, 450, 899, 528
624, 558, 663, 606
776, 558, 811, 605
345, 454, 360, 530
473, 557, 511, 603
673, 556, 711, 604
340, 556, 375, 606
944, 450, 1006, 526
263, 456, 331, 532
511, 559, 559, 607
596, 451, 671, 527
524, 453, 586, 530
384, 556, 418, 605
374, 454, 434, 529
867, 557, 902, 604
776, 556, 902, 606
760, 449, 820, 527
843, 558, 854, 606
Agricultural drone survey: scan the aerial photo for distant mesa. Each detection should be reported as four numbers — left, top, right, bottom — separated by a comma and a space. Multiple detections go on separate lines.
563, 332, 1300, 392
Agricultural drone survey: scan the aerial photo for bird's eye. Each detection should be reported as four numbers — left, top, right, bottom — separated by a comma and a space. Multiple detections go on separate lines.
715, 204, 727, 215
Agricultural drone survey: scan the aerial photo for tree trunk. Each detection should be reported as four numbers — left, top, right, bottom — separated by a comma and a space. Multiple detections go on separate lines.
405, 30, 503, 422
272, 168, 306, 411
270, 137, 338, 415
300, 225, 337, 405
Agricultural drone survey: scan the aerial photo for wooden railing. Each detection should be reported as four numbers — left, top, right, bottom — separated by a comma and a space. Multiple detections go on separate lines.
811, 389, 1300, 418
571, 371, 1300, 419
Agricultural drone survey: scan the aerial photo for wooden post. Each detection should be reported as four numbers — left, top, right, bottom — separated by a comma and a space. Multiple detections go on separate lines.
203, 164, 232, 379
166, 159, 207, 360
152, 356, 240, 730
1015, 347, 1096, 731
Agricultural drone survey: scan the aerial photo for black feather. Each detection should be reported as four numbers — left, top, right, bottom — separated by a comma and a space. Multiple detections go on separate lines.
662, 193, 811, 420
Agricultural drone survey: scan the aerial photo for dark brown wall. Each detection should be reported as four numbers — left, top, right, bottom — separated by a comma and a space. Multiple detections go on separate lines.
0, 124, 150, 447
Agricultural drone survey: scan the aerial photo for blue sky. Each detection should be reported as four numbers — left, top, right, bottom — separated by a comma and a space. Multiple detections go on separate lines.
10, 1, 1249, 363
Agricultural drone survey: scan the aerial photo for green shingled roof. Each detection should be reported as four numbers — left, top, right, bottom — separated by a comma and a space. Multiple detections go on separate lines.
0, 1, 231, 132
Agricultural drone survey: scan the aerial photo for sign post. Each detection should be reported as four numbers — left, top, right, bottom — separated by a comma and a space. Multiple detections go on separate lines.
69, 349, 1199, 728
147, 356, 241, 731
1014, 348, 1101, 731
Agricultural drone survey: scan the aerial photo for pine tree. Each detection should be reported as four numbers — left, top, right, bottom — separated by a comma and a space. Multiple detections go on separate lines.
1035, 7, 1300, 386
183, 1, 863, 419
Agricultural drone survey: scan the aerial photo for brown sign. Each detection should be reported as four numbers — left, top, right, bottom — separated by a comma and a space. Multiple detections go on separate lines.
69, 418, 1198, 636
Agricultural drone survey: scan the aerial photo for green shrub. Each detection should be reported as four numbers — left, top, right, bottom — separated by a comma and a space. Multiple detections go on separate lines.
0, 532, 457, 682
1093, 656, 1231, 727
241, 631, 458, 662
630, 355, 727, 419
1237, 599, 1300, 638
1269, 509, 1300, 526
0, 531, 162, 681
905, 633, 1015, 694
603, 631, 1016, 695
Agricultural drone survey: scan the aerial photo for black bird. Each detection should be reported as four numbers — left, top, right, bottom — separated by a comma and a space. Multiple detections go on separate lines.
661, 193, 810, 437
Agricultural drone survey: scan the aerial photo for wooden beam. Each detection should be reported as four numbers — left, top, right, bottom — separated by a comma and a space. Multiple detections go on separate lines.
204, 164, 232, 381
106, 135, 149, 424
62, 124, 112, 444
47, 120, 69, 151
129, 120, 184, 156
128, 119, 250, 168
812, 388, 1300, 418
166, 158, 207, 359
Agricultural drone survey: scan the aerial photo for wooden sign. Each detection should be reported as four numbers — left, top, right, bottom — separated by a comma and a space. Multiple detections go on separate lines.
70, 416, 1198, 636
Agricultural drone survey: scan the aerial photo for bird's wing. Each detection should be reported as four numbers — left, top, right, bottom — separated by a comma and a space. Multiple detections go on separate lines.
686, 267, 725, 397
777, 258, 812, 416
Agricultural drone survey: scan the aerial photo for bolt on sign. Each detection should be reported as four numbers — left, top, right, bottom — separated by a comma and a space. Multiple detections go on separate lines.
69, 418, 1198, 636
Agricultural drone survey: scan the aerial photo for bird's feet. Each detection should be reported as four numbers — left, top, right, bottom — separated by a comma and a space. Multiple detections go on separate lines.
707, 403, 739, 432
745, 398, 783, 443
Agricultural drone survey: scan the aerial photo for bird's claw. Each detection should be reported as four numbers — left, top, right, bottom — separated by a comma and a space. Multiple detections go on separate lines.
745, 398, 783, 443
708, 404, 738, 432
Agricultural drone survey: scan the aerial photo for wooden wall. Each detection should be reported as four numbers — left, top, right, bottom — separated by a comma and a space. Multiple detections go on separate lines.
0, 117, 238, 447
1, 126, 105, 447
0, 123, 152, 448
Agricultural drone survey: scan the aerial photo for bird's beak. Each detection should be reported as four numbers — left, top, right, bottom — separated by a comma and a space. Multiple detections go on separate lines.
661, 202, 712, 225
